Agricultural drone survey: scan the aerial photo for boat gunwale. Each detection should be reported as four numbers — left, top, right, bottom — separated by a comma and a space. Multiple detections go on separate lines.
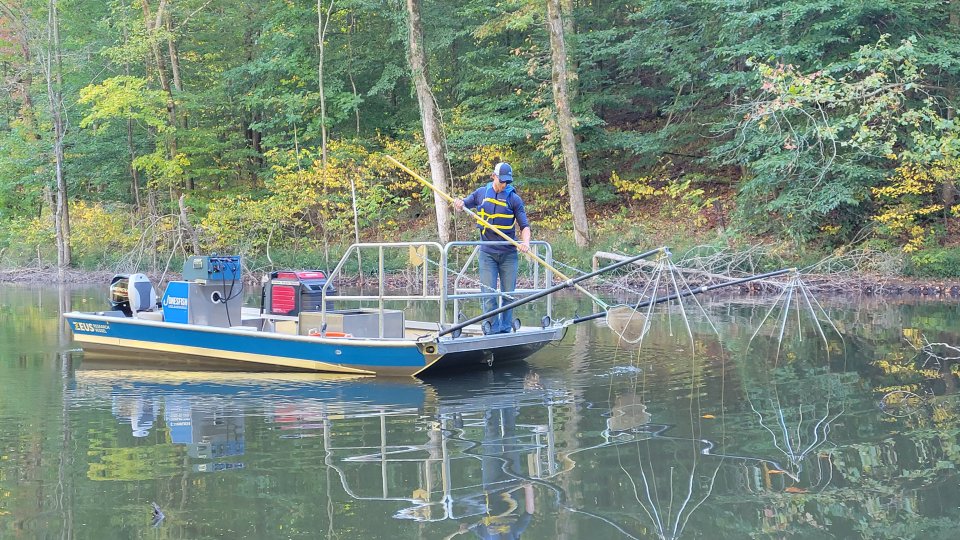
64, 311, 421, 349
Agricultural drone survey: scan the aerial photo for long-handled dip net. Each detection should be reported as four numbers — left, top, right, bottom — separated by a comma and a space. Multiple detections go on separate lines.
593, 250, 801, 351
745, 271, 845, 364
604, 250, 720, 347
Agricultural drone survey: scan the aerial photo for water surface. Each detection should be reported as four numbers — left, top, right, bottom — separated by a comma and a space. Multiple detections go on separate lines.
2, 284, 959, 539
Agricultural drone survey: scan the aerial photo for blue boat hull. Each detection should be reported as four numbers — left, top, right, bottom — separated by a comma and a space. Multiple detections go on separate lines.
65, 312, 565, 377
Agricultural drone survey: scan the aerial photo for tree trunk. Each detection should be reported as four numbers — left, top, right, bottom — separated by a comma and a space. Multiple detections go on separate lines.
143, 0, 173, 123
405, 0, 452, 243
127, 118, 142, 209
347, 12, 361, 135
317, 0, 335, 166
240, 11, 263, 173
165, 4, 192, 189
560, 0, 575, 34
178, 194, 200, 254
547, 0, 589, 247
143, 0, 179, 187
46, 0, 71, 277
122, 33, 143, 210
165, 7, 183, 94
560, 0, 578, 98
944, 1, 959, 218
349, 171, 363, 279
148, 189, 159, 272
317, 1, 335, 268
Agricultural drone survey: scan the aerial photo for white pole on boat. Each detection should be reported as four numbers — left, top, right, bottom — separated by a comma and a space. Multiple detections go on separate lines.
384, 154, 608, 309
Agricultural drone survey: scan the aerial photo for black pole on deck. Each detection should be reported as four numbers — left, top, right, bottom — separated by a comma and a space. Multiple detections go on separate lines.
438, 247, 668, 338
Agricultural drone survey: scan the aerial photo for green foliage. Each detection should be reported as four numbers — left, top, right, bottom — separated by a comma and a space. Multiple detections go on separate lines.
904, 247, 960, 278
583, 182, 618, 205
728, 36, 960, 246
200, 139, 419, 255
0, 216, 57, 268
133, 151, 190, 190
0, 201, 145, 270
66, 201, 142, 269
77, 76, 170, 134
1, 0, 960, 275
0, 126, 46, 218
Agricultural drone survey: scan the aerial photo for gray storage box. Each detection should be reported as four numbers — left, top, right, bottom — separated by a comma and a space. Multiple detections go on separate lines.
187, 283, 242, 327
299, 309, 404, 338
162, 281, 242, 327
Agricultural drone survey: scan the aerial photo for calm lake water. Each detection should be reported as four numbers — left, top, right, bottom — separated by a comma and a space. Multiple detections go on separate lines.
2, 283, 960, 539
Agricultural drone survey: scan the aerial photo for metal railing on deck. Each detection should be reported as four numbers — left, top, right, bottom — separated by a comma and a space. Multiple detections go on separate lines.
444, 240, 554, 327
317, 241, 555, 337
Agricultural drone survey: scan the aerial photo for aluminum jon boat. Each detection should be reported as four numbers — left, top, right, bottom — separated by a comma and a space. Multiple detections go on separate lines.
65, 241, 589, 377
65, 239, 785, 377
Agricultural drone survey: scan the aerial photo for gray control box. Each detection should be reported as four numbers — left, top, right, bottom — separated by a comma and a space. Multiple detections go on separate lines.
187, 282, 242, 327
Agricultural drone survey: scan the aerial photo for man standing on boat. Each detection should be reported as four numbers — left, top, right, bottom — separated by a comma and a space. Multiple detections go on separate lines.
455, 161, 532, 334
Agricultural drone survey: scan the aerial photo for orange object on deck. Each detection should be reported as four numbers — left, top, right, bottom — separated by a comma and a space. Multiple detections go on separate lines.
308, 329, 353, 338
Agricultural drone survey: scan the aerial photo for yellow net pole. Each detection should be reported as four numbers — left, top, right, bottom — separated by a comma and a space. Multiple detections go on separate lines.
384, 155, 607, 308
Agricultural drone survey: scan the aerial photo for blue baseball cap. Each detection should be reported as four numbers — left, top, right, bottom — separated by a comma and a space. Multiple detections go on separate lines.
493, 162, 513, 183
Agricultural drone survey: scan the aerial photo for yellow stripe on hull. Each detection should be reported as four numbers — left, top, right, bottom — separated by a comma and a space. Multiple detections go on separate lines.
75, 334, 376, 375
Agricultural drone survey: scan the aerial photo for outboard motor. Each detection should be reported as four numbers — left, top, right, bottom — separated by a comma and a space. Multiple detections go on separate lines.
109, 273, 158, 316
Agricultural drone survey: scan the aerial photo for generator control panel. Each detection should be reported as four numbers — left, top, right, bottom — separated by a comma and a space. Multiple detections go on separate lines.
182, 255, 241, 282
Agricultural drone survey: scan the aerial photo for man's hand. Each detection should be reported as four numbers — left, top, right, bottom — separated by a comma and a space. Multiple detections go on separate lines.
518, 228, 532, 253
454, 198, 464, 211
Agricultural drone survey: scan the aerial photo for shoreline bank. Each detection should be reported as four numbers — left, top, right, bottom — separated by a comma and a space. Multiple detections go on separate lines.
3, 267, 959, 299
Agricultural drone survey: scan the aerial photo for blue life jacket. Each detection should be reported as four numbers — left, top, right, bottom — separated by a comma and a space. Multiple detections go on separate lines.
476, 183, 517, 242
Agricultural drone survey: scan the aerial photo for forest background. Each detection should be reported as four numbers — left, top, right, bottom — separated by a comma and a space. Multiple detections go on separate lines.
2, 0, 960, 282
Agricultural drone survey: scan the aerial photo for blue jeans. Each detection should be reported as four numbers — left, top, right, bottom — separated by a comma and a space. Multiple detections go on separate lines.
478, 249, 519, 333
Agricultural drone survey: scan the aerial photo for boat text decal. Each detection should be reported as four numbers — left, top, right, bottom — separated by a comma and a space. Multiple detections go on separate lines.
73, 321, 111, 334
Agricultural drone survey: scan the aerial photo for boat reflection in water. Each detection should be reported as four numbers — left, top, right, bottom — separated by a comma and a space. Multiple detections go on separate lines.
323, 369, 569, 532
74, 358, 832, 538
89, 373, 263, 474
108, 385, 245, 473
72, 362, 571, 535
110, 392, 158, 439
111, 382, 246, 470
166, 397, 245, 470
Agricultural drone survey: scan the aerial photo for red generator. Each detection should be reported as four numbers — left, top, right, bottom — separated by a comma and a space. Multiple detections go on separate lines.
263, 270, 336, 316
